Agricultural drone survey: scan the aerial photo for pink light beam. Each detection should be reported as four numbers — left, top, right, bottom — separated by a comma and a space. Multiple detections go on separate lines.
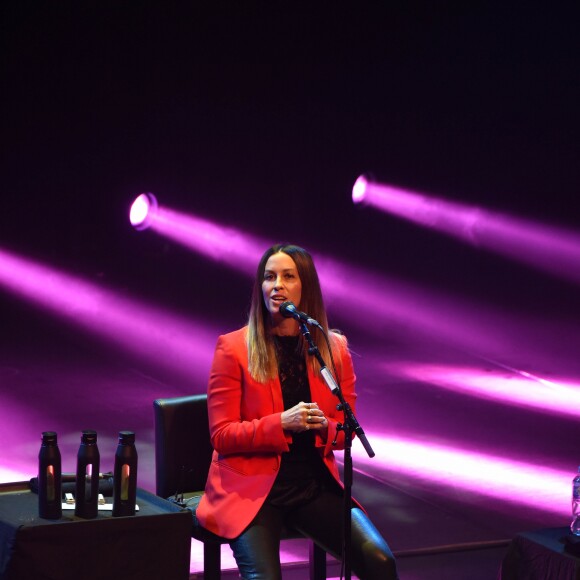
0, 247, 217, 381
132, 200, 507, 355
352, 176, 580, 285
382, 361, 580, 419
132, 199, 263, 274
132, 200, 578, 371
350, 432, 570, 517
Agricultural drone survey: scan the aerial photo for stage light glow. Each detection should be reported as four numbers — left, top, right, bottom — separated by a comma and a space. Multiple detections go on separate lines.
152, 206, 264, 272
0, 465, 30, 483
352, 174, 368, 204
135, 201, 498, 352
352, 176, 580, 285
131, 202, 580, 372
130, 197, 264, 273
349, 432, 569, 517
130, 192, 158, 230
382, 361, 580, 419
314, 255, 560, 366
132, 200, 496, 348
0, 247, 217, 382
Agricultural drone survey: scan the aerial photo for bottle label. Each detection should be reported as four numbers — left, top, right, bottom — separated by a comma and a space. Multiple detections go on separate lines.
85, 464, 94, 501
46, 465, 55, 502
121, 464, 130, 501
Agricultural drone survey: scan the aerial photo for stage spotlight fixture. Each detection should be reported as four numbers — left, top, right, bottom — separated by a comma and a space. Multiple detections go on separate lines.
130, 193, 158, 230
352, 175, 369, 204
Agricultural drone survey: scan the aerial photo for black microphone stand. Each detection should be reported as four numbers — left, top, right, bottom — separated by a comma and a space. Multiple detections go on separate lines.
298, 321, 375, 580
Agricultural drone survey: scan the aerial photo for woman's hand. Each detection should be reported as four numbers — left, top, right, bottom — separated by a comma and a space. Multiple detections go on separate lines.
281, 401, 328, 433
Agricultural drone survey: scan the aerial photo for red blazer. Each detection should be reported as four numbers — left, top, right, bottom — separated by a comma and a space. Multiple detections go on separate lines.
196, 326, 357, 538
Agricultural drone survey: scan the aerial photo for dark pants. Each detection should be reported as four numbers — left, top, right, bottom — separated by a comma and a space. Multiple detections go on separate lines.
229, 490, 398, 580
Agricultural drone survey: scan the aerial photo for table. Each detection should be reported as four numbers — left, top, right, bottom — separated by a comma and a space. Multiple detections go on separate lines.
0, 482, 192, 580
500, 527, 580, 580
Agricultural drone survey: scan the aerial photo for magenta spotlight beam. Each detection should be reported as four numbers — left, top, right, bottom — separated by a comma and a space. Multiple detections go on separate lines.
382, 361, 580, 419
131, 202, 576, 370
349, 432, 569, 517
130, 198, 505, 353
315, 255, 539, 363
317, 255, 580, 376
141, 203, 265, 274
0, 247, 217, 381
134, 201, 504, 357
353, 176, 580, 285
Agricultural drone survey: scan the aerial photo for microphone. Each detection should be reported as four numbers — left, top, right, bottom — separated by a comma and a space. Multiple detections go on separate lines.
279, 302, 322, 329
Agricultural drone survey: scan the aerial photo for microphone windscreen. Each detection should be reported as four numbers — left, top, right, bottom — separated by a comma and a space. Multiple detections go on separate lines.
279, 301, 295, 318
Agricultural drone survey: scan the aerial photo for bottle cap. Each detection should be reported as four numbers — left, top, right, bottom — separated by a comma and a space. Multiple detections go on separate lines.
118, 431, 135, 444
41, 431, 57, 444
81, 430, 98, 444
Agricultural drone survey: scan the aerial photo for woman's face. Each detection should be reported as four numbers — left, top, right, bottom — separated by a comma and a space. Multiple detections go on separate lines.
261, 252, 302, 322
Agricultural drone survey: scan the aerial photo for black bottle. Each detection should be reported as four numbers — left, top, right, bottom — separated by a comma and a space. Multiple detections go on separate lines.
112, 431, 138, 517
38, 431, 62, 519
75, 430, 100, 519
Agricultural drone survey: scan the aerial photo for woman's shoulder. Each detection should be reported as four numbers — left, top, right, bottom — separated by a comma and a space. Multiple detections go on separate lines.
329, 328, 348, 346
212, 326, 249, 364
328, 329, 353, 359
217, 326, 248, 347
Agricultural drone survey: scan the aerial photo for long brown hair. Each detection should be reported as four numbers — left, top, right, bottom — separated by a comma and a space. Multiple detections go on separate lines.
247, 244, 343, 383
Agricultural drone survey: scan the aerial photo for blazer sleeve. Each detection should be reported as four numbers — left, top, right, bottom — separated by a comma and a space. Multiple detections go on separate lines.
207, 332, 291, 456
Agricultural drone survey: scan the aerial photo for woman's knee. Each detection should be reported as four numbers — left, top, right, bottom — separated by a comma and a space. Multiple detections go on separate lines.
360, 544, 398, 579
229, 533, 282, 580
229, 504, 284, 580
351, 507, 398, 580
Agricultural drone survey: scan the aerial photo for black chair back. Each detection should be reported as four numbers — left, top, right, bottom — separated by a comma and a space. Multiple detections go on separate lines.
153, 394, 213, 498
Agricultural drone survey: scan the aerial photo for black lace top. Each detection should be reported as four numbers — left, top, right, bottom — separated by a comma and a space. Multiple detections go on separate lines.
267, 335, 327, 508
